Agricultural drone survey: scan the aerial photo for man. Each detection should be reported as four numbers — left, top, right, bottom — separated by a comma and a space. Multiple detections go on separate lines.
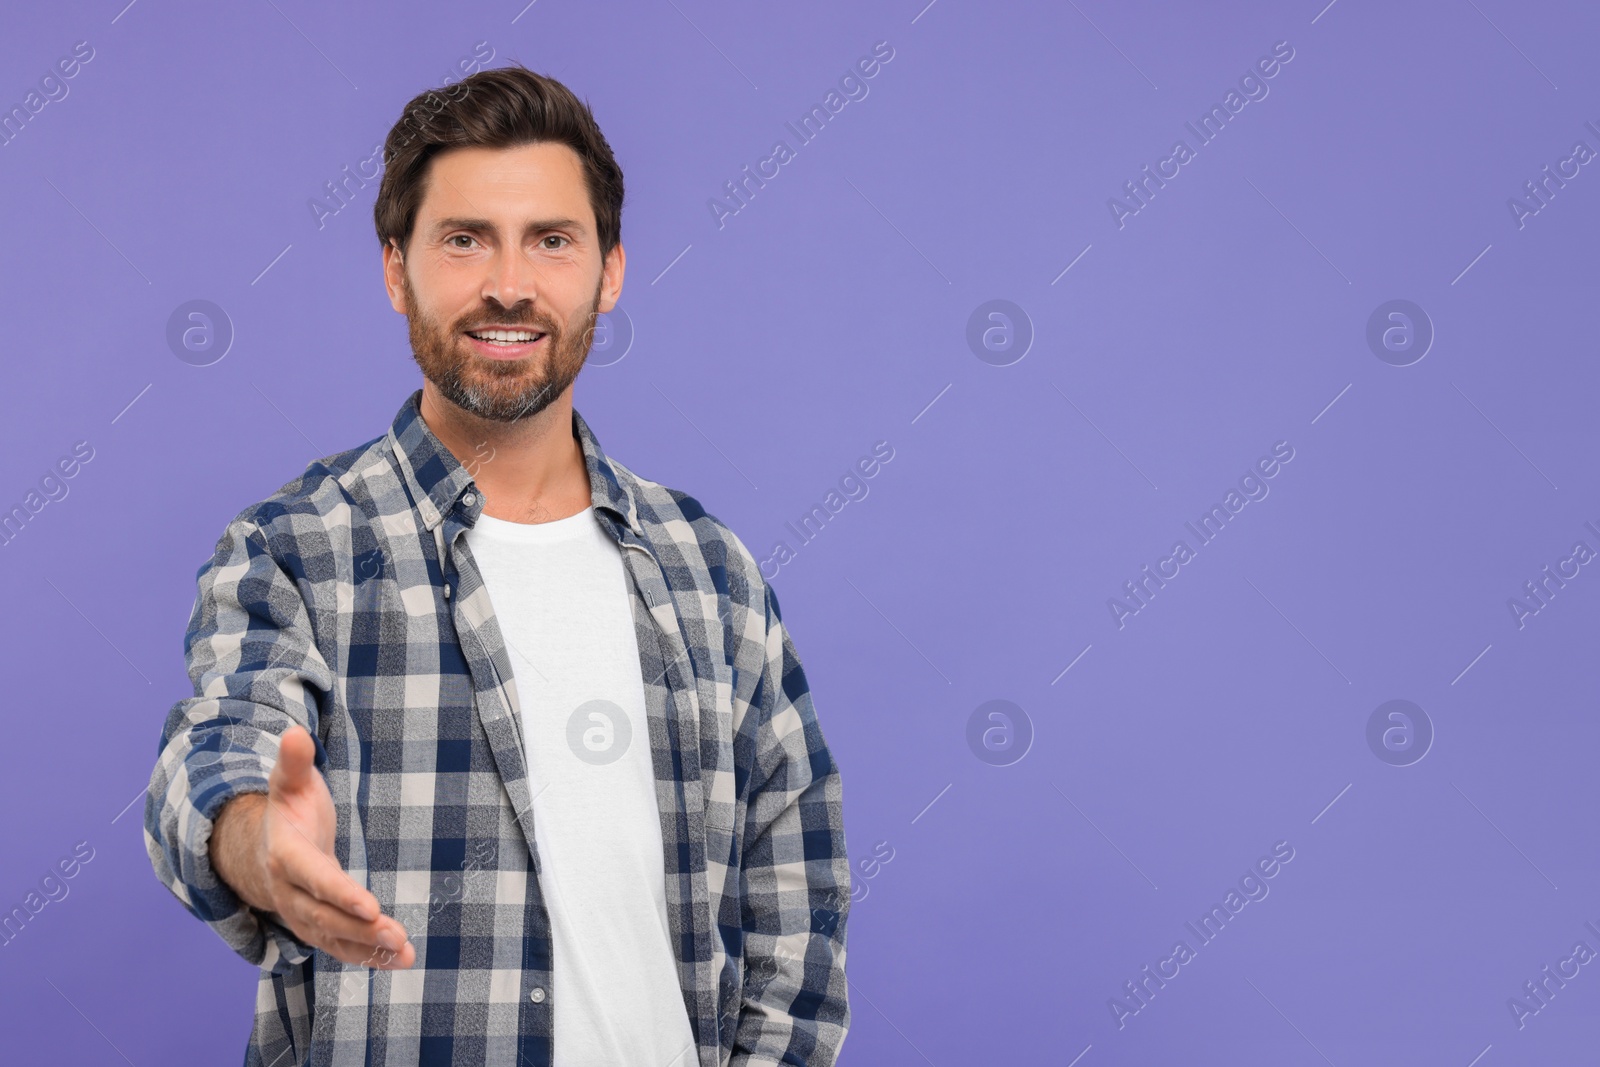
144, 65, 851, 1067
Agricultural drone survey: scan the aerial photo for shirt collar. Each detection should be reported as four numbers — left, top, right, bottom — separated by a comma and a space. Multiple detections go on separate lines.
386, 388, 642, 538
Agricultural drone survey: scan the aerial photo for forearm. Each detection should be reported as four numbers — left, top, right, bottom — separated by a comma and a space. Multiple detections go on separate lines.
209, 791, 271, 912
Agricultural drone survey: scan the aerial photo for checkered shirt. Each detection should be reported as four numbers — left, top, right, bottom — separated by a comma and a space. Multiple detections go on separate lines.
143, 389, 852, 1066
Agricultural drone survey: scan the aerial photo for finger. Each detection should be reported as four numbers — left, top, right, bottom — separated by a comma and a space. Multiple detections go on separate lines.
269, 725, 318, 795
284, 888, 408, 954
345, 936, 416, 970
316, 926, 415, 970
274, 830, 382, 923
321, 935, 397, 968
324, 935, 416, 970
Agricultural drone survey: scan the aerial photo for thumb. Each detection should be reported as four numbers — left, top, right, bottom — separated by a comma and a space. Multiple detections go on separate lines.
270, 724, 318, 795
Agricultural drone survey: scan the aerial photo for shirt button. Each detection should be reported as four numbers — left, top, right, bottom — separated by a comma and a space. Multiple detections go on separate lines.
462, 493, 476, 507
529, 987, 546, 1003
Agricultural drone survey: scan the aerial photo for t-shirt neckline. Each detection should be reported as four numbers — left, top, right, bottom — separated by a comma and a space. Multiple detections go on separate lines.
471, 504, 596, 543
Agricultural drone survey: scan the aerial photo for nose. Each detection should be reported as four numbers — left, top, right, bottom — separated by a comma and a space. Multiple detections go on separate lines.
483, 242, 543, 316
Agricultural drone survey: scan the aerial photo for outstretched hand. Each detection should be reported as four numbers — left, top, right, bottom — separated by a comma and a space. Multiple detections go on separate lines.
210, 725, 414, 969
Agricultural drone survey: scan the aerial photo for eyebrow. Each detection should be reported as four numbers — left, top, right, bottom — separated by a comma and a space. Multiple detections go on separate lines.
427, 216, 589, 240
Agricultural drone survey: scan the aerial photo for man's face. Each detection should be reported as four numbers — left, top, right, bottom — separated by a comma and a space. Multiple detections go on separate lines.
384, 141, 625, 422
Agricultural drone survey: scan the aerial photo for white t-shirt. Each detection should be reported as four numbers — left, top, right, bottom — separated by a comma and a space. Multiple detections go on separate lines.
465, 505, 698, 1067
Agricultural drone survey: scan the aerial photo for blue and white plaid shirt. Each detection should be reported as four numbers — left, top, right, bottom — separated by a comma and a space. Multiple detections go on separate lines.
144, 389, 852, 1067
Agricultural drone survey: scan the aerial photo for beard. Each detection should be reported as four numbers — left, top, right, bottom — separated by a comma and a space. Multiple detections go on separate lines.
403, 268, 602, 423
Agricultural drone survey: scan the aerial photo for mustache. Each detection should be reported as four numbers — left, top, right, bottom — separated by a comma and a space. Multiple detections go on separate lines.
460, 314, 558, 332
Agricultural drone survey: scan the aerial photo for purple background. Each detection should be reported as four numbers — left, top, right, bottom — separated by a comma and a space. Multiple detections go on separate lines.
2, 0, 1597, 1063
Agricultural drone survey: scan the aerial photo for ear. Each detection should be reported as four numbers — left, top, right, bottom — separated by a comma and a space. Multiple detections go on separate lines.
383, 240, 408, 314
597, 241, 625, 315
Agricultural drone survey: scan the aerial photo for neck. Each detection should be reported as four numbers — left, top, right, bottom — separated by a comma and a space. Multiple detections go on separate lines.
418, 381, 591, 523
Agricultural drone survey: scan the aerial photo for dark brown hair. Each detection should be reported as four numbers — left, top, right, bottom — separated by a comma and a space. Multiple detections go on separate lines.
373, 64, 624, 261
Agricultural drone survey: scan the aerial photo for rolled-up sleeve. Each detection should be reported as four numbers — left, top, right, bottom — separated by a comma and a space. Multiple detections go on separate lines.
143, 512, 332, 974
732, 580, 852, 1066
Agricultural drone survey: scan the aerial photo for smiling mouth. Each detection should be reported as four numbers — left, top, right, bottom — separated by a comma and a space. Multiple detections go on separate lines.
466, 328, 547, 347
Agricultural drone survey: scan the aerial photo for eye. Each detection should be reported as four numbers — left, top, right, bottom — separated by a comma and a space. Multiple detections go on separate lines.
540, 234, 570, 250
447, 234, 480, 250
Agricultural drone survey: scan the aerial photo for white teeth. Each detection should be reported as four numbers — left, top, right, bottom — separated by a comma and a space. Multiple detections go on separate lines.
471, 329, 540, 343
